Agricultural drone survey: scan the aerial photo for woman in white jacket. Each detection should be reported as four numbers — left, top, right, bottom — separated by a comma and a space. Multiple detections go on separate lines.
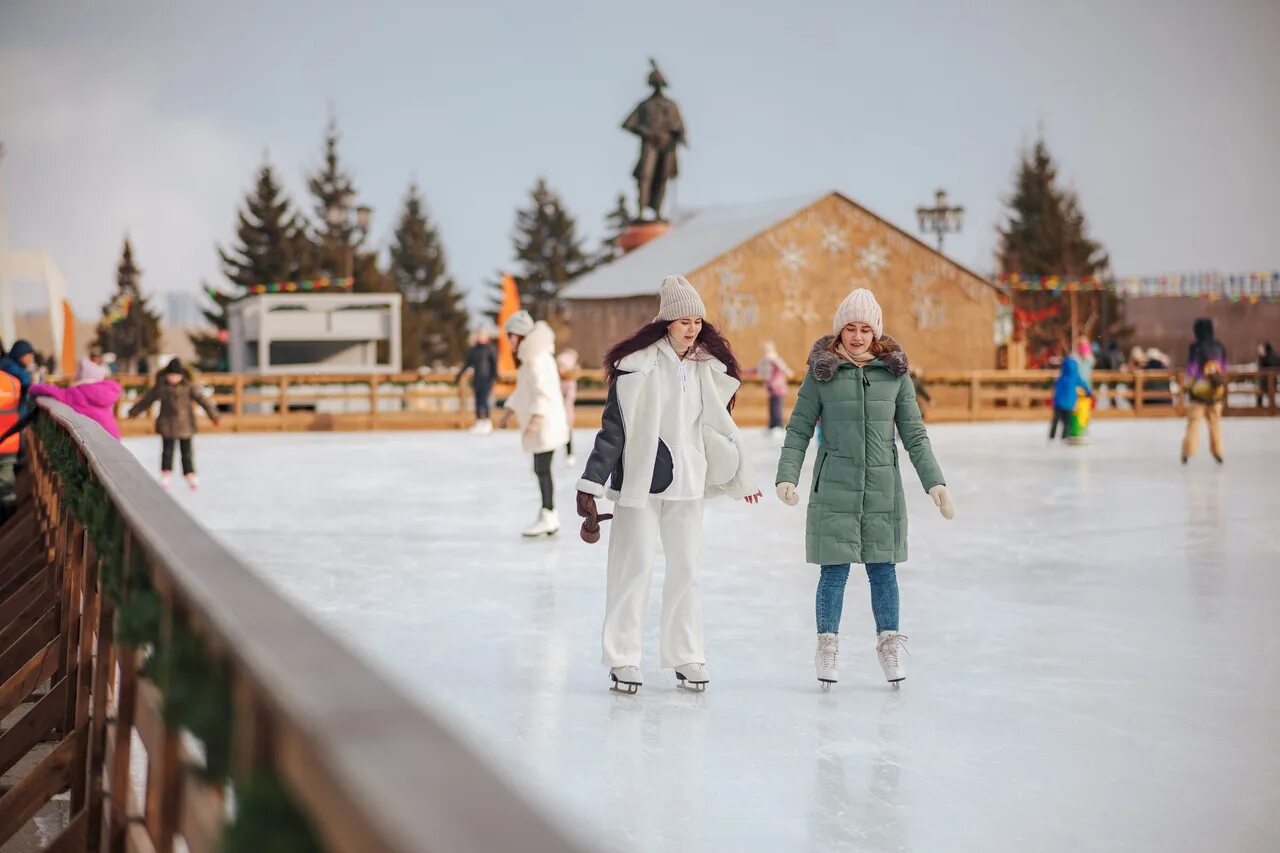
502, 311, 569, 537
576, 276, 761, 694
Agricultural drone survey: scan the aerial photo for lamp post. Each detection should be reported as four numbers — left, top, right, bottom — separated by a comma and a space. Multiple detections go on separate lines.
915, 188, 964, 253
326, 192, 373, 282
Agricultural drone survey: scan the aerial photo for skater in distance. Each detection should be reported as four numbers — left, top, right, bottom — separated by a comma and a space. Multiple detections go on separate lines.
775, 288, 954, 690
576, 275, 761, 695
500, 311, 570, 537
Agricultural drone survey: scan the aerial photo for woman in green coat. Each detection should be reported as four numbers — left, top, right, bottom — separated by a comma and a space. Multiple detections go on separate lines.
775, 289, 954, 689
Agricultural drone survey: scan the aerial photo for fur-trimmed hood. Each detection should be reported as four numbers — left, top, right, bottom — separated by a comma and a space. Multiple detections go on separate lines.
516, 320, 557, 361
807, 335, 910, 382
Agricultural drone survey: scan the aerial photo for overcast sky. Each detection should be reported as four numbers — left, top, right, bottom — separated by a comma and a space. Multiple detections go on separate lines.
3, 0, 1278, 318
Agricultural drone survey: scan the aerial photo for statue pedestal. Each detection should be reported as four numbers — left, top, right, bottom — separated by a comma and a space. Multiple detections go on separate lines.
617, 220, 671, 254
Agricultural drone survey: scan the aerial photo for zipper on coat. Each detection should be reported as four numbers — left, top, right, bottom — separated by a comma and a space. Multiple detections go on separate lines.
813, 452, 827, 492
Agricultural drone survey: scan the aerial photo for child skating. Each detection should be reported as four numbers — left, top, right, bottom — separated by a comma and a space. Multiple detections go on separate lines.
576, 275, 760, 694
775, 289, 954, 689
126, 358, 220, 489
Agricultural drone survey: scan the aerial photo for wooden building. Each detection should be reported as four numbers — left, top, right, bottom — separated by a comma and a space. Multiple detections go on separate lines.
561, 191, 1001, 373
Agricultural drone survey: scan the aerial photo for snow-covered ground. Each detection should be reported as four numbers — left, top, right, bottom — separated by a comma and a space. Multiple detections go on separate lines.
124, 420, 1280, 853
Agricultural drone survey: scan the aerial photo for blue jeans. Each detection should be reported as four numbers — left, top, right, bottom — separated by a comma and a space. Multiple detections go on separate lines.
816, 563, 899, 634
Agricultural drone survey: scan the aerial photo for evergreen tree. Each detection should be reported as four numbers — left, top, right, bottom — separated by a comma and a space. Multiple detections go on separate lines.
389, 183, 470, 368
594, 192, 632, 266
95, 236, 162, 373
997, 136, 1115, 359
306, 117, 388, 293
190, 159, 313, 370
510, 178, 590, 322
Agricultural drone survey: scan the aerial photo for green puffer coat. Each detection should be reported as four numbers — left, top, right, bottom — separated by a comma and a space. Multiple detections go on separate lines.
775, 336, 944, 565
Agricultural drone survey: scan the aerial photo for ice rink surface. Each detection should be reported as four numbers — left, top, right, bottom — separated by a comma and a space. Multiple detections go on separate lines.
125, 419, 1280, 852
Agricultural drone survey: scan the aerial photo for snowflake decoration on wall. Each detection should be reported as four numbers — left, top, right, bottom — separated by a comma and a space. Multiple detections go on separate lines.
858, 240, 890, 277
958, 276, 988, 303
779, 277, 820, 326
820, 225, 848, 257
776, 241, 808, 275
910, 272, 947, 330
714, 265, 757, 330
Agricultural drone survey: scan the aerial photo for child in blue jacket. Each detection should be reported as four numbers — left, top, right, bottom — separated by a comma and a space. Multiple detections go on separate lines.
1050, 356, 1093, 441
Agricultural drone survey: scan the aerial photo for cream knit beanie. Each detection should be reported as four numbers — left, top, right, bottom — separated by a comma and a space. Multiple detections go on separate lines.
832, 288, 884, 339
504, 310, 535, 336
654, 274, 707, 322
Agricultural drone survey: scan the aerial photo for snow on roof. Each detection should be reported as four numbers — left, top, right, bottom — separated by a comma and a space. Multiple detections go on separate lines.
561, 191, 831, 300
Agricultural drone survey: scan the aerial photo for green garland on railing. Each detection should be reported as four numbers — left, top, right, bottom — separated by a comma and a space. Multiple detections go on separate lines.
35, 412, 317, 841
222, 769, 323, 853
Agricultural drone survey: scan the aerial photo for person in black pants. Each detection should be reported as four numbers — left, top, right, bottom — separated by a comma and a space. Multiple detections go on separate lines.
457, 328, 499, 434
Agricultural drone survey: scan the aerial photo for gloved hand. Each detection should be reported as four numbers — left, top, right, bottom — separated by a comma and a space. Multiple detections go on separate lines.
576, 491, 613, 544
929, 484, 955, 520
776, 483, 799, 506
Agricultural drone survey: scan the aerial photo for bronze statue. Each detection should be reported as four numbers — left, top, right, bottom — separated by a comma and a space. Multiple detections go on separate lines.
622, 60, 686, 221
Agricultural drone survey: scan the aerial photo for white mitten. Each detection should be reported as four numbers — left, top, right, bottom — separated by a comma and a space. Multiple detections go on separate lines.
929, 484, 955, 520
776, 483, 799, 506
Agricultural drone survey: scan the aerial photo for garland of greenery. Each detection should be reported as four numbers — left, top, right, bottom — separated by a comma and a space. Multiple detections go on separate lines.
33, 413, 320, 844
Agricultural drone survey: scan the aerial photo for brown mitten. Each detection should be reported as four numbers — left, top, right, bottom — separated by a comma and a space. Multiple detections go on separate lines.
576, 491, 613, 544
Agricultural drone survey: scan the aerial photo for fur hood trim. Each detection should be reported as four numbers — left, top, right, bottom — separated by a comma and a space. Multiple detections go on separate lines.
807, 334, 910, 382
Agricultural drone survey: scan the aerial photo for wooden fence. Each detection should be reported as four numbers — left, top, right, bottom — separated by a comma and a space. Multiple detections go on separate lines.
110, 368, 1280, 436
0, 399, 592, 852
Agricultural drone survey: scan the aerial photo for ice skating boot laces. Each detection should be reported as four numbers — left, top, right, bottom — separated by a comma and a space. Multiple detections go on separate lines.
818, 635, 838, 670
877, 633, 909, 669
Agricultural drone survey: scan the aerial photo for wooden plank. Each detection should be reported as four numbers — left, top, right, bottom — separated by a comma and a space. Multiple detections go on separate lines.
177, 772, 224, 853
44, 805, 88, 853
0, 507, 37, 566
107, 651, 139, 853
126, 821, 158, 853
0, 677, 67, 777
0, 567, 53, 630
71, 561, 100, 811
0, 636, 62, 722
87, 598, 115, 844
0, 732, 75, 844
0, 543, 45, 604
0, 605, 57, 684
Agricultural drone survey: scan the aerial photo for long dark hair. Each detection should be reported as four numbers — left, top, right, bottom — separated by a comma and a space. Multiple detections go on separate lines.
603, 319, 743, 408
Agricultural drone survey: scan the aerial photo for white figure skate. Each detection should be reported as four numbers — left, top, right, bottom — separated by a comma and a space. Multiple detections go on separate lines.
674, 663, 709, 692
815, 633, 839, 690
610, 666, 643, 695
521, 508, 559, 538
876, 631, 909, 686
470, 418, 493, 435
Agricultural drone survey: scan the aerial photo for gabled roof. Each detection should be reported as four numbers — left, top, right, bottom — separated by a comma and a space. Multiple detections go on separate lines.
561, 192, 829, 300
561, 190, 996, 301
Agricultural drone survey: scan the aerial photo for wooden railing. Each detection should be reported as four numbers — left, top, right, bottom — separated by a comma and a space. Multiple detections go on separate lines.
109, 368, 1280, 435
0, 399, 592, 852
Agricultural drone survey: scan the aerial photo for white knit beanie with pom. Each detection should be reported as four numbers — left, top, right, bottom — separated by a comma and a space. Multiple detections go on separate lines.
832, 288, 884, 339
654, 274, 707, 322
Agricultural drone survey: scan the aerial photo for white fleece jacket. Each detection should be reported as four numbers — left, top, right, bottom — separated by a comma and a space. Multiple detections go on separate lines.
506, 321, 569, 454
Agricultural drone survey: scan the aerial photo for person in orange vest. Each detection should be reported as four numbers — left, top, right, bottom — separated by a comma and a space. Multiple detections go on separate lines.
0, 340, 37, 524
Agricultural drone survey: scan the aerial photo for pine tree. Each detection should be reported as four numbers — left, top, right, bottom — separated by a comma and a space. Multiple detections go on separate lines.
510, 178, 590, 322
190, 159, 313, 370
306, 117, 387, 293
389, 183, 470, 368
95, 237, 162, 373
997, 136, 1114, 359
593, 192, 632, 266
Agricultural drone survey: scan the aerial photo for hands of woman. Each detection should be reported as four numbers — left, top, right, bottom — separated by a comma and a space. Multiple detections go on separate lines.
576, 491, 613, 544
776, 483, 799, 506
522, 414, 542, 439
929, 484, 956, 520
743, 490, 763, 505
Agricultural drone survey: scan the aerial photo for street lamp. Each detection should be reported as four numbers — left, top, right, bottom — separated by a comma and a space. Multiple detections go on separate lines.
325, 192, 373, 281
915, 188, 964, 253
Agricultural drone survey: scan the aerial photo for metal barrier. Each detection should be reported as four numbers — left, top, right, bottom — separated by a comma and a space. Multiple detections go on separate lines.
0, 399, 591, 852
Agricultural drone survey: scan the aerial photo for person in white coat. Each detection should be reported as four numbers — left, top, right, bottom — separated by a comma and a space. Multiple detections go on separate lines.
576, 275, 761, 694
501, 311, 570, 537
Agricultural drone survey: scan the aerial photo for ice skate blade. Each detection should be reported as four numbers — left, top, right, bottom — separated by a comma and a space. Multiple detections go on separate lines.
610, 675, 640, 695
819, 680, 834, 693
675, 674, 707, 692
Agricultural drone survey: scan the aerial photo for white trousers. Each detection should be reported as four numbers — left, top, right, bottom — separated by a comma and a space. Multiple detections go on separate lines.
601, 498, 705, 668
